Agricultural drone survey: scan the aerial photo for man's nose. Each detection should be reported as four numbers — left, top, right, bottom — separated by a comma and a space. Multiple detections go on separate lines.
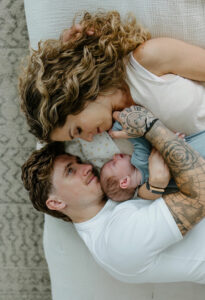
79, 163, 93, 176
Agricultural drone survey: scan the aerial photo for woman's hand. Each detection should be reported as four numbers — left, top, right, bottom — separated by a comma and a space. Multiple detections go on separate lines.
109, 105, 158, 139
148, 148, 171, 189
61, 24, 94, 43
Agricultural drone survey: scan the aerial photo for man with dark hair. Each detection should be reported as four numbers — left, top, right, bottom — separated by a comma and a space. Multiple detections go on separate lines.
22, 106, 205, 283
22, 141, 106, 223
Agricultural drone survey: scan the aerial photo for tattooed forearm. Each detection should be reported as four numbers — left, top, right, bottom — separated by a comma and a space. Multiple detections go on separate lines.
146, 120, 205, 234
166, 199, 189, 236
146, 121, 204, 195
164, 190, 205, 235
117, 105, 205, 235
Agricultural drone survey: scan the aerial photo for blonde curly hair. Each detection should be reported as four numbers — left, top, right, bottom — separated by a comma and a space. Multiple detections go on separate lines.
19, 10, 150, 141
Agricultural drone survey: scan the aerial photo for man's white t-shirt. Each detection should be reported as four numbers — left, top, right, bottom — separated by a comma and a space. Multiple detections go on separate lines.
74, 198, 205, 284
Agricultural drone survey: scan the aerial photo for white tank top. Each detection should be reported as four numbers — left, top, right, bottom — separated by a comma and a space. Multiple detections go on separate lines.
126, 53, 205, 135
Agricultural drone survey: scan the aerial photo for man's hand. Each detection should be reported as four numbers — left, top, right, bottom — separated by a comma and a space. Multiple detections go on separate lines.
148, 148, 171, 188
61, 24, 94, 43
109, 106, 158, 139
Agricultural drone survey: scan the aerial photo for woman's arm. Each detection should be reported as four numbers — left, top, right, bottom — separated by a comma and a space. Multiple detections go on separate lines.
133, 37, 205, 81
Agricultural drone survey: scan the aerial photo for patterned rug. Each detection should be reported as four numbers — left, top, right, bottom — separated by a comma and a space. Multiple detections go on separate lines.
0, 0, 51, 299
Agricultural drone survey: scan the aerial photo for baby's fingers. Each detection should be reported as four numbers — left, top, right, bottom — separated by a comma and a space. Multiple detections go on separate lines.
109, 129, 129, 139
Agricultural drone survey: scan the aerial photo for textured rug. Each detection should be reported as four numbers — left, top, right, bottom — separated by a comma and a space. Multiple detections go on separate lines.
0, 0, 51, 299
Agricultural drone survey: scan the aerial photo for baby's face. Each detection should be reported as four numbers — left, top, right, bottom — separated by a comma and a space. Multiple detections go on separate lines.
101, 153, 135, 182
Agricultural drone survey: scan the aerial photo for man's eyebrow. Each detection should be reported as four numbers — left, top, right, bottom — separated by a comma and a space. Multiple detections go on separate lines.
64, 162, 72, 176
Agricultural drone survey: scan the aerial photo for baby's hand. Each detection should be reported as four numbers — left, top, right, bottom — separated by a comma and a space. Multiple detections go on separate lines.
175, 132, 186, 140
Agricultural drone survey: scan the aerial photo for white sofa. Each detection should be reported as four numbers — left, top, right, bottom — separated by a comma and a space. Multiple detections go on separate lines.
24, 1, 205, 299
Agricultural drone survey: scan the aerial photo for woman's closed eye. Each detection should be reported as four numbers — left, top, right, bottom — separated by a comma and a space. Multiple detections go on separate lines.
75, 127, 82, 137
69, 127, 82, 140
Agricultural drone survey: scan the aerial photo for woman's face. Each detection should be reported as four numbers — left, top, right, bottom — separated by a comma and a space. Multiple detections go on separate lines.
50, 97, 113, 142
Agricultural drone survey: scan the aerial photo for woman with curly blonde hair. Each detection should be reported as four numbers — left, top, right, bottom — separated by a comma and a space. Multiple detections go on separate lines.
19, 10, 205, 142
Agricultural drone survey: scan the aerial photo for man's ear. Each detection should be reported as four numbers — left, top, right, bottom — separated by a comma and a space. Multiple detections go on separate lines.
46, 196, 66, 211
119, 176, 131, 189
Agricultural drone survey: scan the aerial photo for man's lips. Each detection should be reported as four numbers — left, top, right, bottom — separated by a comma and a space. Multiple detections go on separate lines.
86, 173, 96, 185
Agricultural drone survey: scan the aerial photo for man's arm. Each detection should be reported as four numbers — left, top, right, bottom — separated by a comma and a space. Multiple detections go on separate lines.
110, 106, 205, 236
147, 120, 205, 235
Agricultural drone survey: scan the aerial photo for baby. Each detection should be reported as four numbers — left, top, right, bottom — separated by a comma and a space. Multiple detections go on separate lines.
100, 122, 205, 201
100, 153, 143, 201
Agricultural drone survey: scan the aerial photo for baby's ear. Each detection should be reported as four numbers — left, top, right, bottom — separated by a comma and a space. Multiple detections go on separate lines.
120, 176, 131, 189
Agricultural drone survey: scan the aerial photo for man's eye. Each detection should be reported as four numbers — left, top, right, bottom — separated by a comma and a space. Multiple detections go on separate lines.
76, 157, 82, 164
68, 167, 73, 174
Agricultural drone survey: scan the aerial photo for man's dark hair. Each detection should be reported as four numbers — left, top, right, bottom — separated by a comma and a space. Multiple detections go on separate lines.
21, 142, 71, 222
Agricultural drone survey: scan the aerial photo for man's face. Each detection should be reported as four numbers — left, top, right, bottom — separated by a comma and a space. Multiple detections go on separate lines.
51, 154, 104, 209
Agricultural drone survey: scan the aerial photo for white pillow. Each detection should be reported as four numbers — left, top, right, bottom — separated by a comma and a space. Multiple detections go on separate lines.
25, 0, 205, 49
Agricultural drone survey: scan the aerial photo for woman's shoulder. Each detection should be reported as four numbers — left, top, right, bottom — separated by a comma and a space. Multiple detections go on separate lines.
133, 38, 178, 76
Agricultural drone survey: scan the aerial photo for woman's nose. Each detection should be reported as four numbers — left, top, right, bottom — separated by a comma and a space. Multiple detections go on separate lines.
84, 133, 94, 142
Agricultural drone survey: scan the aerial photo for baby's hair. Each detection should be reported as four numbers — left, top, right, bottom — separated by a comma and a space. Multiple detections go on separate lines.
100, 170, 135, 202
